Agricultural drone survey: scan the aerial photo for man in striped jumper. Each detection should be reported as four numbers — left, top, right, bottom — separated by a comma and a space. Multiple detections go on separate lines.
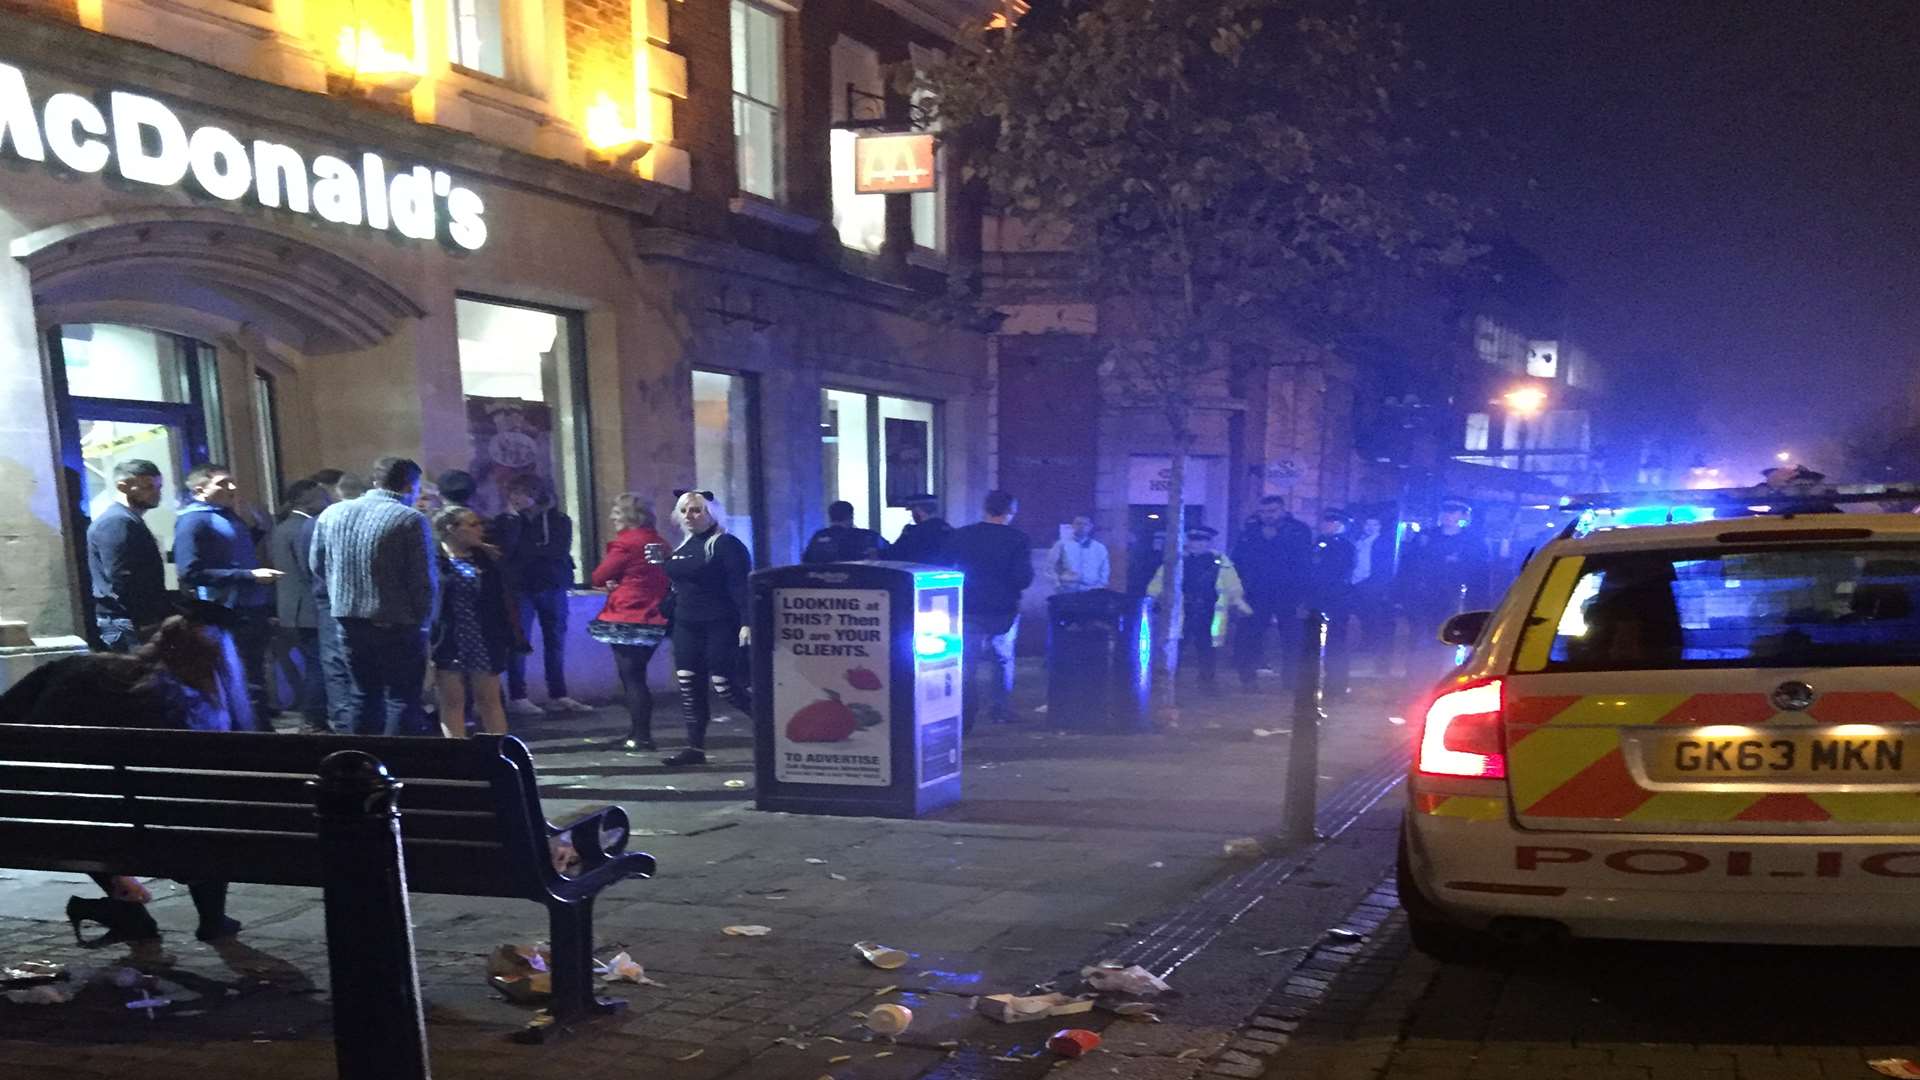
310, 456, 438, 735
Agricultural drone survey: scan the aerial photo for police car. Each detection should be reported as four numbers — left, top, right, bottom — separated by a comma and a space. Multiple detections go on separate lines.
1399, 485, 1920, 953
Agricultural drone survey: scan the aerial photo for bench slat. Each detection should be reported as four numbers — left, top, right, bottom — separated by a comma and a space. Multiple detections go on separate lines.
0, 726, 503, 780
0, 763, 495, 813
0, 821, 525, 898
0, 793, 515, 844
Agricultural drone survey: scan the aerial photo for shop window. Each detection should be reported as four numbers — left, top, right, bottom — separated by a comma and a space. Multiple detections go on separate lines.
252, 370, 284, 512
731, 0, 784, 201
449, 0, 508, 78
454, 297, 593, 580
692, 370, 763, 559
821, 388, 937, 538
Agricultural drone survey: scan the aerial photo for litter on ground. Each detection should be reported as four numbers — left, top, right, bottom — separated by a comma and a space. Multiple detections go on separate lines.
1082, 963, 1170, 996
976, 992, 1095, 1023
594, 951, 662, 986
723, 925, 773, 936
853, 941, 908, 970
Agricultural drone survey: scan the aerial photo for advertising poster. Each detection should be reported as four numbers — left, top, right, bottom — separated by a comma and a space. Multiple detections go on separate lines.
465, 396, 555, 515
884, 418, 930, 507
773, 587, 891, 786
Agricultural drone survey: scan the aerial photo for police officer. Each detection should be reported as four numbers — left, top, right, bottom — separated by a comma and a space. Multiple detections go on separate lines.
889, 494, 954, 564
1150, 525, 1251, 696
1308, 509, 1359, 696
1397, 498, 1490, 675
801, 500, 887, 564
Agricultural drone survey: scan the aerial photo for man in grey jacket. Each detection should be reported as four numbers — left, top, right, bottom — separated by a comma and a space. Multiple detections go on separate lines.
268, 479, 332, 732
310, 456, 437, 736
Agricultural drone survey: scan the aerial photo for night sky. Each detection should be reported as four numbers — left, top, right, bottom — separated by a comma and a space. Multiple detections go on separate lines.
1407, 1, 1920, 480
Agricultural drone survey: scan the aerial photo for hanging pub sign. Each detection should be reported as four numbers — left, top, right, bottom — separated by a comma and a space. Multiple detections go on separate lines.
853, 132, 936, 195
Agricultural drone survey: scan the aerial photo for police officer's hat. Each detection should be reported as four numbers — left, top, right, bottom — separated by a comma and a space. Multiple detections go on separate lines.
1185, 525, 1219, 541
1438, 498, 1472, 514
1320, 507, 1352, 524
901, 493, 939, 508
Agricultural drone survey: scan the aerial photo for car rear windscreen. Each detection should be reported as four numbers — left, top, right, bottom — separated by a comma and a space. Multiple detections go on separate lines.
1536, 545, 1920, 671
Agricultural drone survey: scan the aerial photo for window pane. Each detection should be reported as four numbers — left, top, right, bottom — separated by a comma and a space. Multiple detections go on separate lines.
252, 371, 282, 513
740, 1, 780, 104
821, 389, 872, 529
911, 178, 944, 252
692, 370, 759, 560
734, 97, 780, 199
59, 324, 189, 403
877, 395, 934, 539
1540, 548, 1920, 671
455, 297, 591, 580
730, 0, 749, 95
831, 129, 886, 253
449, 0, 505, 78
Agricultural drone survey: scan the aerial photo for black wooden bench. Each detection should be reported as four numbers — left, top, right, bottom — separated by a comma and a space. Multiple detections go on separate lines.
0, 725, 655, 1038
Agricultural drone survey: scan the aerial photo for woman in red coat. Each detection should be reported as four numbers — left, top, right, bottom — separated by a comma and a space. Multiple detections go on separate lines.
589, 495, 672, 752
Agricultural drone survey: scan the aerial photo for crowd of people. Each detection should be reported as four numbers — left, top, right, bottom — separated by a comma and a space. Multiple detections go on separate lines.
53, 456, 764, 772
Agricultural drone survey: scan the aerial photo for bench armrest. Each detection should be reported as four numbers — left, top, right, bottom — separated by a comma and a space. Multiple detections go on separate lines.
547, 804, 642, 876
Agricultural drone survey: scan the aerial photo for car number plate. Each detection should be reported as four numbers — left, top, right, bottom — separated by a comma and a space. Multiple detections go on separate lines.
1648, 732, 1910, 782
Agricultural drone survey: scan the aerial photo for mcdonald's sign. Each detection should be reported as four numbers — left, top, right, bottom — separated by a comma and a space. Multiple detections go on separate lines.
853, 133, 937, 194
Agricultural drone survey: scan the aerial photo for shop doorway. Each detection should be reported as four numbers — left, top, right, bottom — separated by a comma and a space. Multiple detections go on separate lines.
1126, 503, 1206, 595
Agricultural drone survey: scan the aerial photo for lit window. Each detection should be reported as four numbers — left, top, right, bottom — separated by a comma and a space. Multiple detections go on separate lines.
448, 0, 506, 78
454, 297, 594, 580
830, 36, 885, 252
731, 0, 784, 200
1464, 411, 1490, 452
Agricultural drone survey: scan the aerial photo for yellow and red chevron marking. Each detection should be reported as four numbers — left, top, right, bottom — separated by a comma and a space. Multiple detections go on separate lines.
1413, 792, 1507, 821
1505, 693, 1920, 826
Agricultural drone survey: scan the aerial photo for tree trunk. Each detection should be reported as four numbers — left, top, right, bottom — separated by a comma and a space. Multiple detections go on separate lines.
1150, 426, 1193, 723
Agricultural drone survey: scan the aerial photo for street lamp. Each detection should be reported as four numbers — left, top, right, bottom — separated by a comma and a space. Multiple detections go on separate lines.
1776, 450, 1792, 462
1502, 386, 1549, 418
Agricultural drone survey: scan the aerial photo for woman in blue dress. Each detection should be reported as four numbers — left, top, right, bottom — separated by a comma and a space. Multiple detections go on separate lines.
431, 506, 517, 737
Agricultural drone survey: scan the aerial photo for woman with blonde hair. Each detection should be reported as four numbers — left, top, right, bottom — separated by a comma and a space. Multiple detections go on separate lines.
659, 489, 753, 767
588, 494, 672, 752
429, 506, 516, 737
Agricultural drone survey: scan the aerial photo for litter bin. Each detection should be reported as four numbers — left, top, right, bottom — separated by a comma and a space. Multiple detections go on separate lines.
750, 561, 965, 818
1045, 589, 1152, 732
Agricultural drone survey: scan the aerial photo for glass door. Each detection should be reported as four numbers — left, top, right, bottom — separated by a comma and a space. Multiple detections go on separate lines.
48, 326, 216, 589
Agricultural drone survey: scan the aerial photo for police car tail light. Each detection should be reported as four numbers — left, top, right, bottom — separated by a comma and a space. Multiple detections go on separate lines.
1417, 678, 1506, 779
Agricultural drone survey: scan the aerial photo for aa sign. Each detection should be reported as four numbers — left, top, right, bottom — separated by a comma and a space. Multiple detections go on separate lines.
854, 133, 937, 194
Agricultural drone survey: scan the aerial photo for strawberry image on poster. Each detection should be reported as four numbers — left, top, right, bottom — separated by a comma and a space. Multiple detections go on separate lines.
772, 587, 892, 786
786, 692, 861, 742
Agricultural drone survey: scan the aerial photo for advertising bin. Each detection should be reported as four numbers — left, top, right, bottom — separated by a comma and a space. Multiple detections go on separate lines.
750, 561, 963, 817
1044, 589, 1153, 732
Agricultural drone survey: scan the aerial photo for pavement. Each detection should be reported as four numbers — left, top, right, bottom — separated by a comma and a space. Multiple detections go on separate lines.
0, 657, 1428, 1079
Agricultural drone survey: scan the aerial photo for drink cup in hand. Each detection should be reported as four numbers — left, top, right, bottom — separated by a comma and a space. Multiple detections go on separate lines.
643, 543, 668, 565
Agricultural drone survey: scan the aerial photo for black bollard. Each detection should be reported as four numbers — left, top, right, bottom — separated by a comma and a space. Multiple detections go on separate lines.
313, 751, 430, 1080
1281, 610, 1327, 847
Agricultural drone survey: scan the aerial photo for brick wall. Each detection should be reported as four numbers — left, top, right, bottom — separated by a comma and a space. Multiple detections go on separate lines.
669, 0, 736, 205
564, 0, 633, 120
996, 334, 1101, 544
